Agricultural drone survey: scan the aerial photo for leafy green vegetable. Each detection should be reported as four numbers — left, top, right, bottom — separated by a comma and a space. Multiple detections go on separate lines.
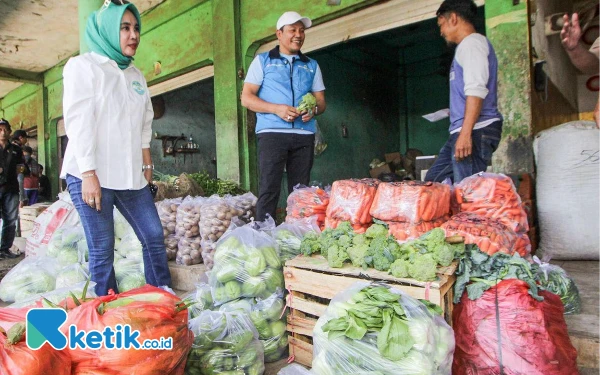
536, 262, 581, 315
296, 93, 317, 113
454, 244, 542, 303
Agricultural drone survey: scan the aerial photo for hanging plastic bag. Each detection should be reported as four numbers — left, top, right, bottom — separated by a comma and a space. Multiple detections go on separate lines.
314, 120, 327, 156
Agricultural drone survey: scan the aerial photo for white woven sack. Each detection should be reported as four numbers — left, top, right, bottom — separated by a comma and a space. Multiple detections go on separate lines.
533, 121, 599, 260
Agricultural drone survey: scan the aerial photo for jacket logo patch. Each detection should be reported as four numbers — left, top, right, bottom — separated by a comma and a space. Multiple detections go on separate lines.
132, 81, 145, 95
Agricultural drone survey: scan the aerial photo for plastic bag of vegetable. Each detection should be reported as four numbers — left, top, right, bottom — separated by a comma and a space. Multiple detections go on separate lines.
175, 197, 204, 266
453, 279, 578, 375
312, 282, 454, 374
182, 281, 215, 320
272, 219, 321, 262
229, 192, 258, 223
0, 256, 60, 303
209, 222, 283, 306
250, 290, 288, 363
277, 363, 311, 375
64, 285, 193, 374
286, 185, 330, 230
1, 321, 72, 375
9, 281, 97, 309
157, 197, 183, 238
454, 172, 529, 233
55, 262, 90, 289
186, 310, 265, 375
200, 195, 245, 269
534, 257, 581, 315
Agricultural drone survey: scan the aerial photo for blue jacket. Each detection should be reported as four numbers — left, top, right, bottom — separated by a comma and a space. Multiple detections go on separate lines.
255, 46, 317, 133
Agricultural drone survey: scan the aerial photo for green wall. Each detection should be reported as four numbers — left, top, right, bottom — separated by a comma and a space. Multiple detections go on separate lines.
150, 79, 217, 177
309, 47, 400, 184
0, 0, 538, 196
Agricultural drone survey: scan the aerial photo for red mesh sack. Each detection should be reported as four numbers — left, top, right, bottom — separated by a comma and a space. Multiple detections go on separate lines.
63, 285, 193, 375
454, 173, 529, 233
442, 212, 518, 256
370, 181, 450, 223
453, 279, 578, 375
326, 179, 378, 225
0, 326, 71, 375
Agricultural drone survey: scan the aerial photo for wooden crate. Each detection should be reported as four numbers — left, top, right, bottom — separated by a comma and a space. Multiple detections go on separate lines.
284, 255, 457, 367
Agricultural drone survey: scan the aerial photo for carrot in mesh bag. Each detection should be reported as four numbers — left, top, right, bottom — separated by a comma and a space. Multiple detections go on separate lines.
387, 216, 449, 243
454, 173, 529, 233
370, 181, 451, 223
452, 279, 578, 375
326, 179, 378, 225
441, 212, 517, 256
63, 285, 193, 375
286, 185, 329, 229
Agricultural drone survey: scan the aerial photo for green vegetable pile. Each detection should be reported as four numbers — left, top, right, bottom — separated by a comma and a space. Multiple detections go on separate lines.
186, 310, 264, 375
296, 93, 317, 113
189, 171, 247, 197
300, 224, 463, 282
210, 227, 283, 305
453, 244, 542, 303
312, 284, 454, 374
536, 261, 581, 315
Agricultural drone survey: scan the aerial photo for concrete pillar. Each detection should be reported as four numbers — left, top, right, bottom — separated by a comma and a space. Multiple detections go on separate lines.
485, 0, 534, 174
79, 0, 104, 54
212, 0, 246, 184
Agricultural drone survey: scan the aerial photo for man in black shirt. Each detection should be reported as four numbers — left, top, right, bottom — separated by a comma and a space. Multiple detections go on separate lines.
0, 119, 25, 259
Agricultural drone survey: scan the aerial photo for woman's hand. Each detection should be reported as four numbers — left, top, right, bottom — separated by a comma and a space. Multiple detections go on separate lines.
144, 169, 153, 184
82, 171, 102, 211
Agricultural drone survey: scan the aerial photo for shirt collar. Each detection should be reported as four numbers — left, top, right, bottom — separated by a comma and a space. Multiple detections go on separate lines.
90, 51, 133, 69
269, 46, 309, 63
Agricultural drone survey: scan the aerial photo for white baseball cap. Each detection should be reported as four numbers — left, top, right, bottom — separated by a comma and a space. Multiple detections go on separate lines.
276, 11, 312, 30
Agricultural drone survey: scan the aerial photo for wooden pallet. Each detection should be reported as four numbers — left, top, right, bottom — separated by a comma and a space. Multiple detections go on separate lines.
284, 255, 457, 367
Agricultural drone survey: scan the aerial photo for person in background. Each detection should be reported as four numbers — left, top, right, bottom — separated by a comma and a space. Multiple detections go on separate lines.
22, 146, 40, 205
561, 12, 599, 128
60, 0, 171, 295
241, 11, 326, 221
425, 0, 503, 184
10, 129, 29, 208
0, 119, 25, 259
38, 165, 52, 202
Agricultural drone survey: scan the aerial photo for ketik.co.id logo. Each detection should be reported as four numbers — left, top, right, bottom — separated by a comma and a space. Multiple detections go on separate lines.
26, 308, 172, 350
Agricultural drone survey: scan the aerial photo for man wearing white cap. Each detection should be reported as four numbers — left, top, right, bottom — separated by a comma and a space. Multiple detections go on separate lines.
242, 11, 327, 221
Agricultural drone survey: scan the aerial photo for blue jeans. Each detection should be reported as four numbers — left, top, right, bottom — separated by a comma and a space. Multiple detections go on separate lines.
66, 175, 171, 296
0, 192, 19, 251
425, 121, 502, 183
